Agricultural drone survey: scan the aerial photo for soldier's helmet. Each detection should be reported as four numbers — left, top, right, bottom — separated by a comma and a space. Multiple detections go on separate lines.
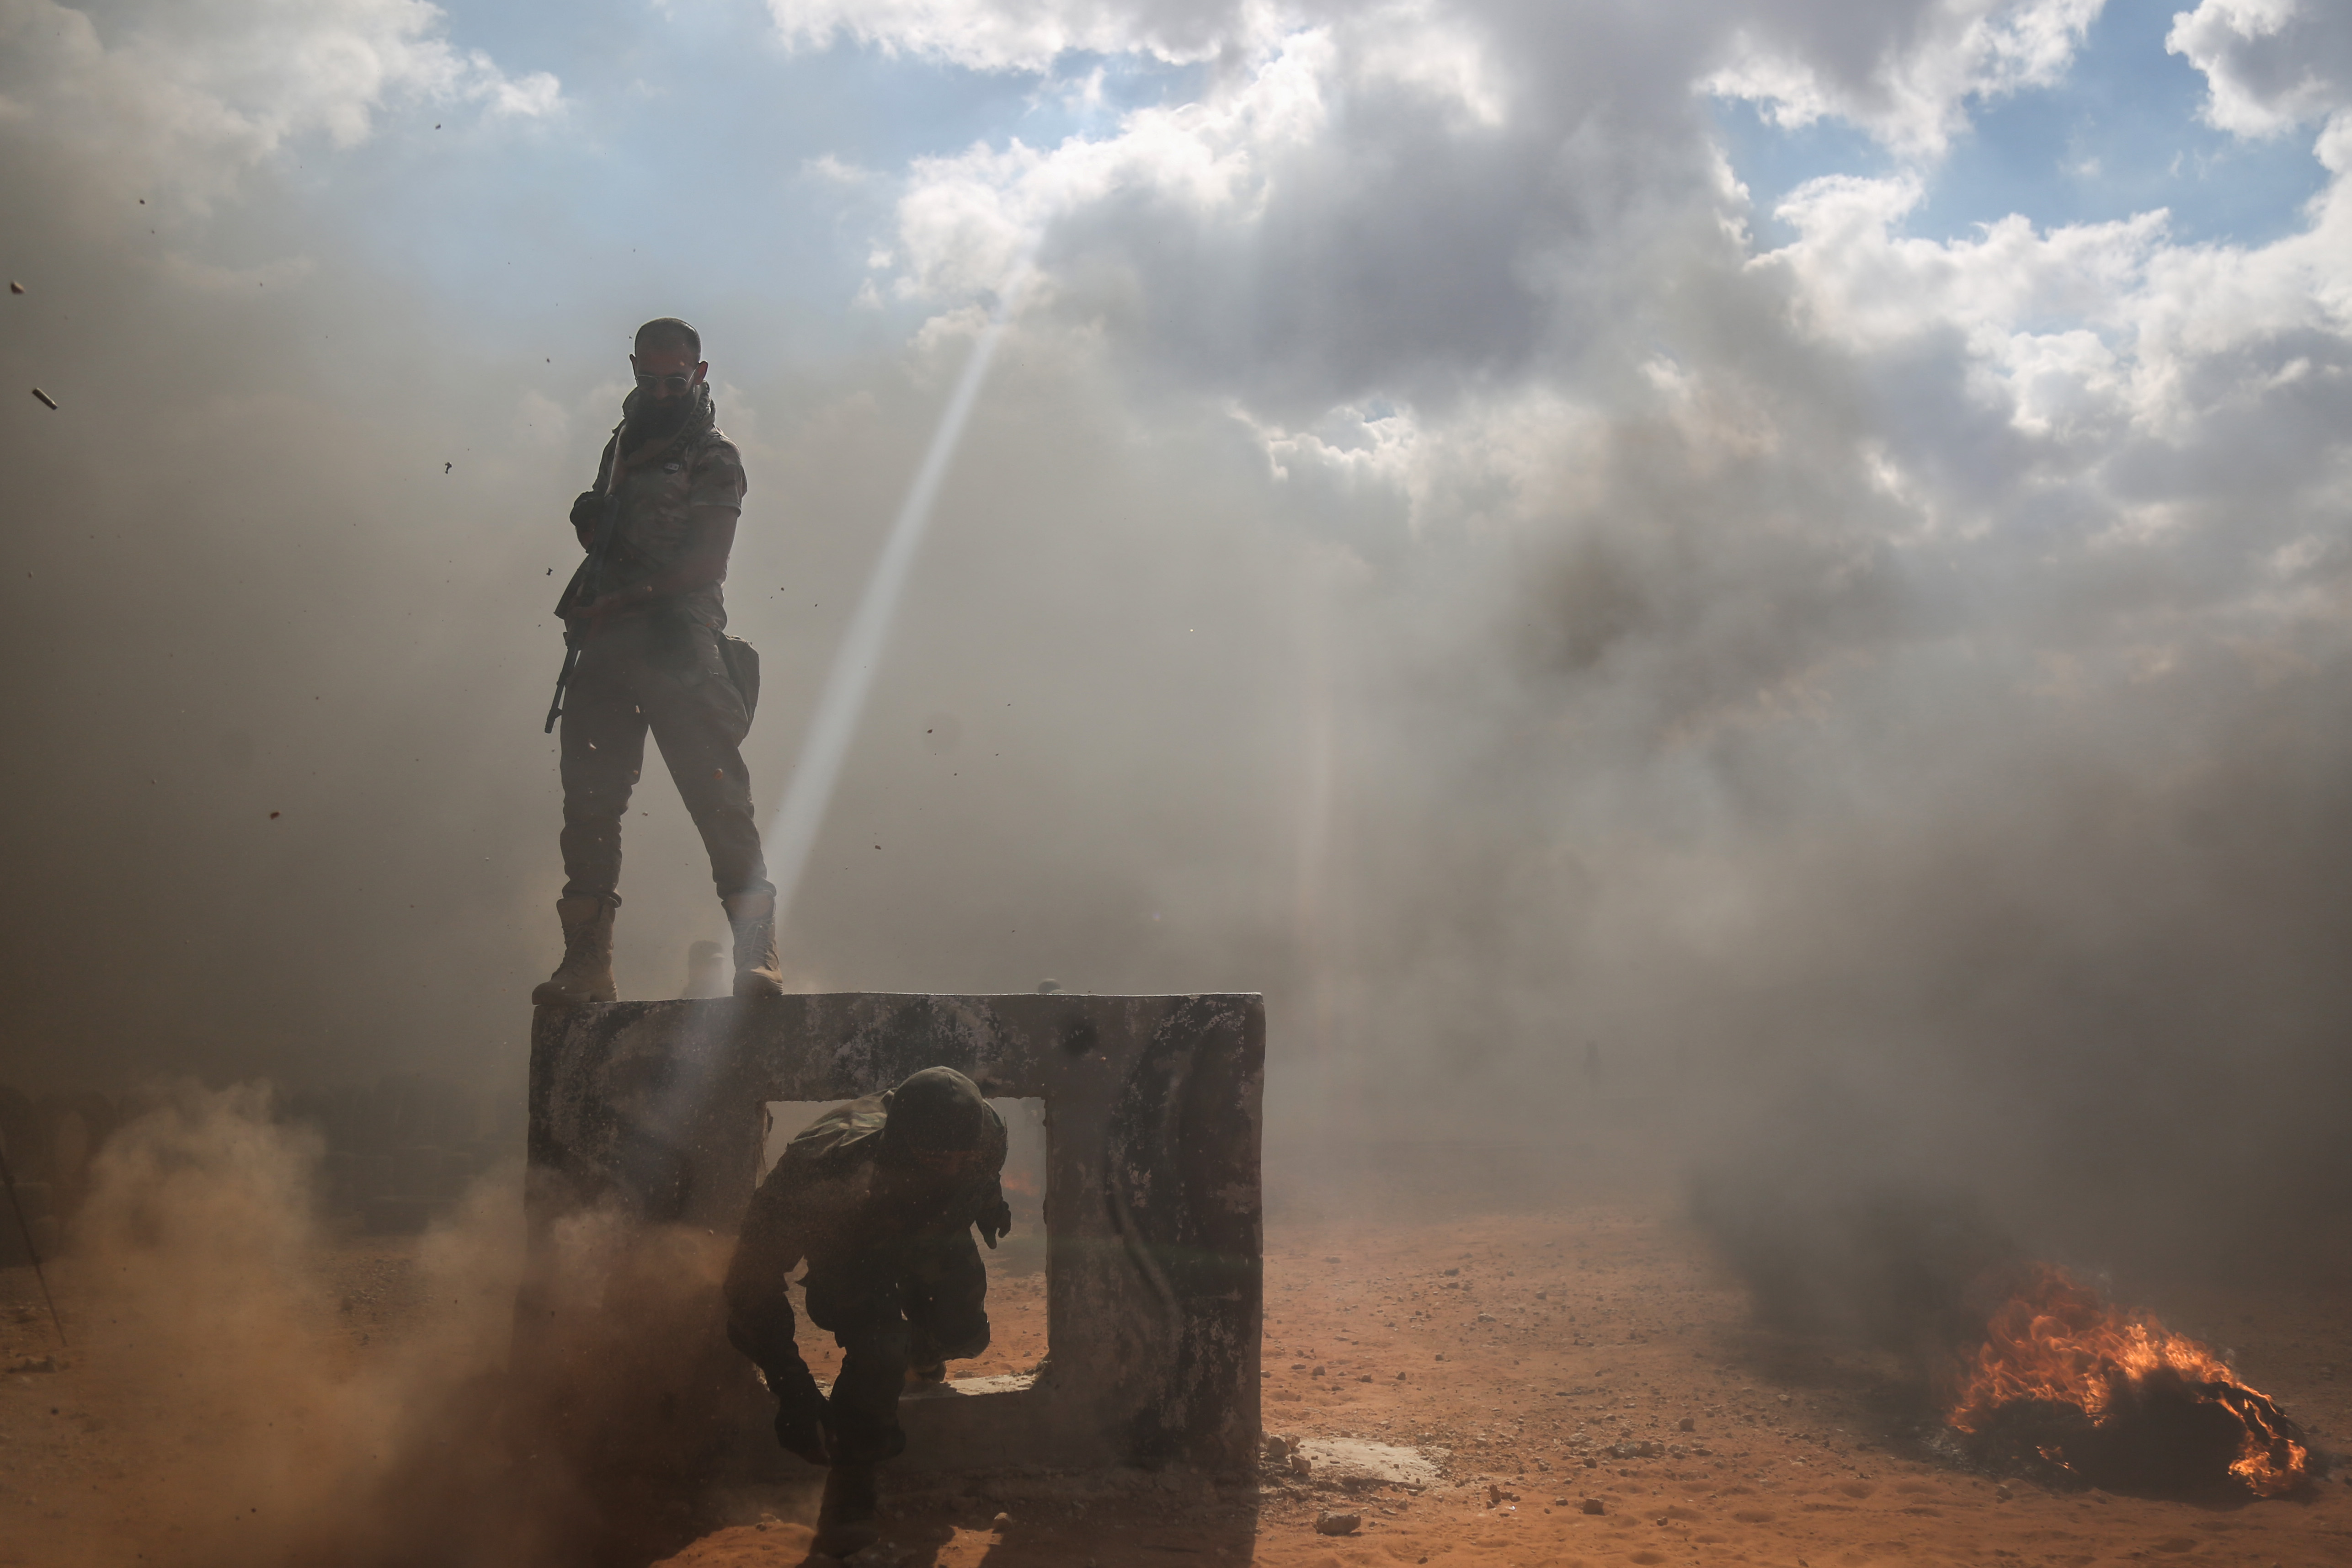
879, 1067, 987, 1163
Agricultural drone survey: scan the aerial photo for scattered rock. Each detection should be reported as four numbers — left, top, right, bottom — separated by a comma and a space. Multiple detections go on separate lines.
1581, 1498, 1605, 1515
1290, 1453, 1312, 1477
1994, 1484, 2012, 1502
1264, 1434, 1291, 1460
1678, 1417, 1695, 1432
8, 281, 22, 294
1311, 1365, 1326, 1376
1313, 1511, 1361, 1536
1292, 1439, 1441, 1488
991, 1512, 1013, 1529
30, 388, 58, 410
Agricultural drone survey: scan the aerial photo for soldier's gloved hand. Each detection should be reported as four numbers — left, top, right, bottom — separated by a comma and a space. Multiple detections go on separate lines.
979, 1195, 1013, 1250
773, 1399, 830, 1466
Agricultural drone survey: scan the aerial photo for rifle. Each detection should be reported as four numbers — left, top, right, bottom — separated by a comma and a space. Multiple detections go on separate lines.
0, 1137, 65, 1347
544, 416, 633, 734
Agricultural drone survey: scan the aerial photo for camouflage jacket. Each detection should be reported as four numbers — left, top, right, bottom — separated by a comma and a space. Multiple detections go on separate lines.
723, 1093, 1008, 1392
559, 383, 745, 632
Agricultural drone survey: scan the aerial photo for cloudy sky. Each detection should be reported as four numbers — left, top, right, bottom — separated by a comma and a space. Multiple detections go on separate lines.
3, 0, 2349, 1253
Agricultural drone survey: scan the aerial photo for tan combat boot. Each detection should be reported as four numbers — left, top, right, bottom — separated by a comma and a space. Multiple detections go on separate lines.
532, 896, 616, 1008
722, 889, 785, 998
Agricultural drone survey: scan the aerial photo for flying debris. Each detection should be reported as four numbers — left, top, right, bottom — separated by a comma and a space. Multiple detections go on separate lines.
8, 281, 22, 294
30, 388, 57, 410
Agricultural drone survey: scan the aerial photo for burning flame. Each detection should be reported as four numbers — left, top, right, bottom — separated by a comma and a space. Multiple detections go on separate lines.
1947, 1264, 2309, 1496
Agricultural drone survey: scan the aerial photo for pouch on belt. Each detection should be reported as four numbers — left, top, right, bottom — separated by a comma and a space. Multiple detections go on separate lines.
720, 635, 761, 723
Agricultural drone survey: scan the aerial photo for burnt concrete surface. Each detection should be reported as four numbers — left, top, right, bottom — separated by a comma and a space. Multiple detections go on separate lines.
521, 992, 1264, 1475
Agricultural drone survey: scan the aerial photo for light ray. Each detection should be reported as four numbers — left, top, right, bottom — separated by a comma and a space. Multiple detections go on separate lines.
763, 265, 1036, 935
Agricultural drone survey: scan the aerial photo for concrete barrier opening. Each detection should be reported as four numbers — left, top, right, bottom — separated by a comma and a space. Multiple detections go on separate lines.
522, 992, 1264, 1476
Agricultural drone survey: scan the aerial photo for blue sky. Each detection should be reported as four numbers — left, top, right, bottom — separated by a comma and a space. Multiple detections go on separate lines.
1714, 0, 2331, 247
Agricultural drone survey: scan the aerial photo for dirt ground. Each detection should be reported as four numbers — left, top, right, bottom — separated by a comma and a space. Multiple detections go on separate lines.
4, 1201, 2348, 1566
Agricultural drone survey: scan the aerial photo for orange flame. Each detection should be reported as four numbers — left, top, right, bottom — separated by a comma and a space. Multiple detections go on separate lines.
1947, 1264, 2309, 1497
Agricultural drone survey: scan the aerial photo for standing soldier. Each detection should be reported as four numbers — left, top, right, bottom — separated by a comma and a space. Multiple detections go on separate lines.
535, 317, 784, 1006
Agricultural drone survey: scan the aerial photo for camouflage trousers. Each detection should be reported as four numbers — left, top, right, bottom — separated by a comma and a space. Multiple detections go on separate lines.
803, 1230, 992, 1462
558, 612, 771, 904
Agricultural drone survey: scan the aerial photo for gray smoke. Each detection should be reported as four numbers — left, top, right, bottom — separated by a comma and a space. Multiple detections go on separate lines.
1, 0, 2349, 1295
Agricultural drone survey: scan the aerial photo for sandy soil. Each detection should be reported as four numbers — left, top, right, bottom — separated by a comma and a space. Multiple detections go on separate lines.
3, 1203, 2348, 1566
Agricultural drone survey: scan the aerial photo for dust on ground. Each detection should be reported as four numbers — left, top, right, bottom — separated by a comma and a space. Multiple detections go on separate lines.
5, 1205, 2349, 1566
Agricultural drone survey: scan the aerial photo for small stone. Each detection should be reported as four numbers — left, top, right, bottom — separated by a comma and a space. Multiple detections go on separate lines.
1443, 1268, 1460, 1276
1312, 1365, 1326, 1377
1314, 1510, 1361, 1536
1994, 1484, 2012, 1502
1290, 1453, 1312, 1477
992, 1511, 1013, 1528
1396, 1371, 1408, 1380
1678, 1417, 1695, 1432
1264, 1435, 1290, 1460
1434, 1353, 1445, 1362
1581, 1498, 1605, 1515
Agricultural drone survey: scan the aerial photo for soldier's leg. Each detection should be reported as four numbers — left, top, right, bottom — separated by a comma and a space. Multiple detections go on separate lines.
642, 623, 782, 996
538, 637, 650, 1005
901, 1228, 991, 1378
802, 1268, 912, 1464
557, 635, 652, 902
641, 624, 768, 900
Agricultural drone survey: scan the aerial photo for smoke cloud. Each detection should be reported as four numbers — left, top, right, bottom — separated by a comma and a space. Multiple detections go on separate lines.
2, 0, 2350, 1312
55, 1083, 757, 1566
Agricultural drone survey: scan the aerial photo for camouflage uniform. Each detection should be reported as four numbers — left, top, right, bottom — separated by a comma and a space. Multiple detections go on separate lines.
725, 1072, 1012, 1463
557, 384, 769, 907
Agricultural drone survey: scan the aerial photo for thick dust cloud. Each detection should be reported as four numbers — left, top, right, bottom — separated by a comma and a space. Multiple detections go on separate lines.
59, 1083, 749, 1566
0, 0, 2350, 1296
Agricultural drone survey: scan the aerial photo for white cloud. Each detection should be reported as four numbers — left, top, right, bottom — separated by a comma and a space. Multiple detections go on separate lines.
0, 0, 561, 204
1703, 0, 2105, 160
890, 26, 1337, 299
766, 0, 1261, 72
2168, 0, 2352, 137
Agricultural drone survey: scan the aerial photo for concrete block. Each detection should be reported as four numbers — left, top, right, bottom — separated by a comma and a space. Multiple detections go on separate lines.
520, 992, 1264, 1476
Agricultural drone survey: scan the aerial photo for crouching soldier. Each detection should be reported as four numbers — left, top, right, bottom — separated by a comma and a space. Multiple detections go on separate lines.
725, 1067, 1014, 1555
